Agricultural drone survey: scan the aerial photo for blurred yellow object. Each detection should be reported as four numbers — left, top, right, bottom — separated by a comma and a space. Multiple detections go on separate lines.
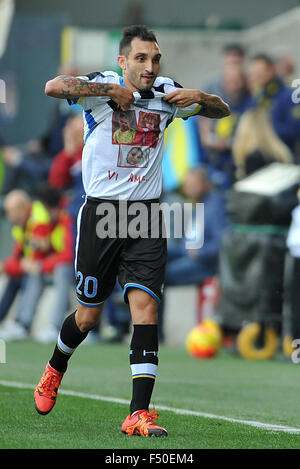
237, 322, 278, 360
282, 335, 294, 357
215, 113, 238, 139
61, 27, 73, 65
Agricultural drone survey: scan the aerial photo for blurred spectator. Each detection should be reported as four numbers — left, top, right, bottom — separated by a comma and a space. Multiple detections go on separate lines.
1, 140, 53, 195
204, 43, 246, 96
1, 65, 81, 196
275, 53, 295, 84
158, 167, 228, 341
0, 186, 74, 342
49, 114, 84, 225
248, 53, 300, 159
199, 66, 252, 189
232, 107, 293, 180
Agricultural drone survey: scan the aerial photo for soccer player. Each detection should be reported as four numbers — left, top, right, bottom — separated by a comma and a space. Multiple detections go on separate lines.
34, 25, 230, 437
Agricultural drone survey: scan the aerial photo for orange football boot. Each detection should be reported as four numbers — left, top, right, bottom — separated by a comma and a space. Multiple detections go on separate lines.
121, 409, 168, 437
34, 362, 64, 415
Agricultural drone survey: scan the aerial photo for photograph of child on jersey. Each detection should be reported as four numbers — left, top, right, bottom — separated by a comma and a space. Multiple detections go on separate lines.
117, 145, 150, 168
112, 110, 161, 148
134, 111, 161, 148
112, 110, 138, 144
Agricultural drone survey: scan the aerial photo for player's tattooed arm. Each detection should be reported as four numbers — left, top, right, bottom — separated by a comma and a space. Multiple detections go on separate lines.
196, 92, 231, 118
45, 75, 134, 110
164, 88, 230, 119
45, 75, 113, 98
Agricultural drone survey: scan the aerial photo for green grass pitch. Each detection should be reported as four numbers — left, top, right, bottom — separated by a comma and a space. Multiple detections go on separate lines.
1, 341, 300, 449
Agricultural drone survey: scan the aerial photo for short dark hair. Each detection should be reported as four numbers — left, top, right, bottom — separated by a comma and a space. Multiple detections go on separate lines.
118, 111, 130, 119
251, 53, 274, 67
223, 43, 245, 56
36, 183, 61, 208
119, 24, 158, 55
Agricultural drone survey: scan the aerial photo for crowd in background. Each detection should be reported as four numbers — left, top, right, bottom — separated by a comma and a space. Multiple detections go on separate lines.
0, 43, 300, 344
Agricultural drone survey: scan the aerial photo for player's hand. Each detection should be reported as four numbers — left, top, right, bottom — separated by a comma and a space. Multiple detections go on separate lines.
163, 89, 201, 107
108, 85, 134, 111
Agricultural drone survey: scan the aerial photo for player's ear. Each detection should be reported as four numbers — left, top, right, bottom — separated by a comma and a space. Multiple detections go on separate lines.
117, 55, 126, 72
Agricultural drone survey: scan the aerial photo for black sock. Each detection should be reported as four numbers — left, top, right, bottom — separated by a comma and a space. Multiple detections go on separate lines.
129, 324, 158, 415
49, 311, 88, 373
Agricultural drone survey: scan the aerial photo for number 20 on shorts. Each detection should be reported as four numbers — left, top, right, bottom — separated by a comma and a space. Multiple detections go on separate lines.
76, 271, 98, 298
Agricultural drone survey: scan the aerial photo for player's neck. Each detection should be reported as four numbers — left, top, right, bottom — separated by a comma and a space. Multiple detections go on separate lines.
122, 76, 139, 92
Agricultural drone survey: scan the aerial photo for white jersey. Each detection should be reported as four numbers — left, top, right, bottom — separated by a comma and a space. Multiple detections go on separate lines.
68, 71, 202, 200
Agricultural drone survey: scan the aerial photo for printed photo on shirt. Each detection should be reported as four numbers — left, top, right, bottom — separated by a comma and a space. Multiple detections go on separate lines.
134, 112, 161, 148
112, 110, 138, 145
117, 146, 150, 168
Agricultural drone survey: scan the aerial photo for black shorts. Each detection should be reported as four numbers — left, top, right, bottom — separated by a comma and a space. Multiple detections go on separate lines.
75, 197, 167, 307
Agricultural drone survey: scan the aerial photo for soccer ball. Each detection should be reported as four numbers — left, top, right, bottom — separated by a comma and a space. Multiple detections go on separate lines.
186, 320, 222, 359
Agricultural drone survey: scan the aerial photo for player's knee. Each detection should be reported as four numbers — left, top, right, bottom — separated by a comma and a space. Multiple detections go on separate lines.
75, 304, 103, 332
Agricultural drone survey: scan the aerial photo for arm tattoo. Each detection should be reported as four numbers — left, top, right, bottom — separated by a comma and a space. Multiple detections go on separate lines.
200, 94, 230, 119
59, 75, 113, 98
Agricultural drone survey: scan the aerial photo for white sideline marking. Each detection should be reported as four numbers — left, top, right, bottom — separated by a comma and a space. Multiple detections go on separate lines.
1, 379, 300, 435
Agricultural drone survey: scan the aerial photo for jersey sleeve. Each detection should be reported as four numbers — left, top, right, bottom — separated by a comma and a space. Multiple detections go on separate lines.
175, 103, 204, 119
157, 77, 205, 120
